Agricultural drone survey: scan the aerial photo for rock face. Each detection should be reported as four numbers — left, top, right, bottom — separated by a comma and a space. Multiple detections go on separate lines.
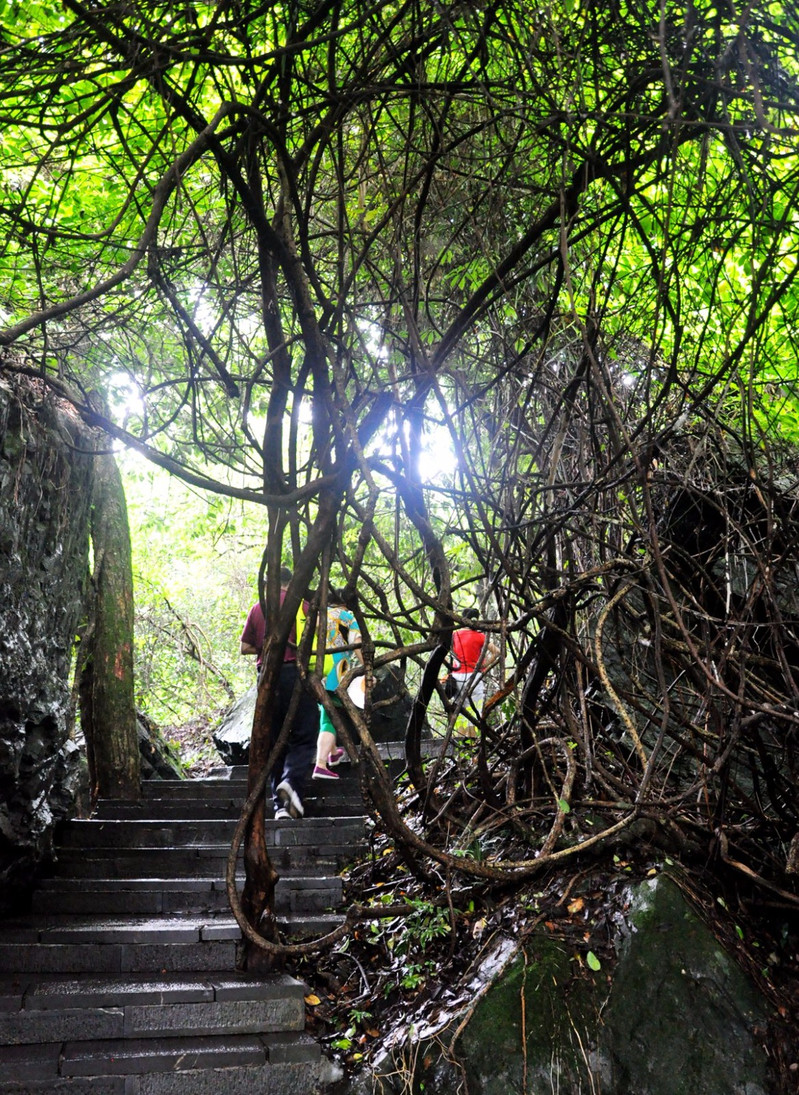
137, 711, 184, 780
212, 682, 257, 765
599, 875, 769, 1094
365, 876, 771, 1095
0, 374, 94, 913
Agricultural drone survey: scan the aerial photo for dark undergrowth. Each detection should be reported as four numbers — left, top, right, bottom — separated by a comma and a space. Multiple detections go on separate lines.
292, 778, 799, 1094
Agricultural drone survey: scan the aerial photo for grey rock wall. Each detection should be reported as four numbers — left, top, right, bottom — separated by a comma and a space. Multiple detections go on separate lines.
0, 373, 94, 913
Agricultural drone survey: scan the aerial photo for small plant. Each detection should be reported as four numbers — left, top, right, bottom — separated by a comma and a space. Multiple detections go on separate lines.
403, 897, 453, 948
400, 961, 434, 990
349, 1007, 373, 1026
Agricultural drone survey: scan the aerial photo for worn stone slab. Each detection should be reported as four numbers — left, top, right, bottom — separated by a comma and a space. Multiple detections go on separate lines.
0, 984, 24, 1012
270, 817, 365, 845
160, 891, 229, 915
39, 918, 204, 945
1, 939, 236, 975
0, 1042, 62, 1082
198, 921, 240, 941
124, 996, 303, 1038
262, 1030, 321, 1065
278, 913, 347, 940
0, 1079, 126, 1094
58, 821, 238, 850
120, 940, 237, 973
0, 1004, 124, 1045
35, 878, 216, 894
52, 848, 232, 878
279, 884, 342, 916
34, 891, 168, 917
0, 943, 124, 975
99, 803, 244, 821
0, 923, 39, 944
124, 1064, 275, 1095
209, 973, 306, 1002
124, 1060, 321, 1095
33, 892, 236, 918
61, 1034, 266, 1076
24, 976, 216, 1010
52, 845, 349, 877
263, 1061, 324, 1095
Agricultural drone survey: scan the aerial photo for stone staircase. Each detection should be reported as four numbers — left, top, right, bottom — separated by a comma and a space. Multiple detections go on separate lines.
0, 758, 374, 1094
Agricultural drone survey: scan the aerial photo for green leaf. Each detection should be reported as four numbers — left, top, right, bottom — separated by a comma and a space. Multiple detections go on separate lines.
586, 951, 601, 971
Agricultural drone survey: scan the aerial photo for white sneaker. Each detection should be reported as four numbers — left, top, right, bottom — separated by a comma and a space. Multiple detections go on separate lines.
274, 807, 291, 820
276, 779, 304, 818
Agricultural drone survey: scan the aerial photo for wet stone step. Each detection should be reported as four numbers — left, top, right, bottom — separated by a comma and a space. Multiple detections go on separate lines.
0, 984, 305, 1045
49, 846, 354, 879
0, 938, 239, 976
65, 1033, 267, 1075
32, 875, 343, 917
275, 911, 348, 941
0, 1033, 321, 1093
0, 914, 241, 945
0, 971, 304, 1011
56, 815, 368, 849
96, 797, 367, 820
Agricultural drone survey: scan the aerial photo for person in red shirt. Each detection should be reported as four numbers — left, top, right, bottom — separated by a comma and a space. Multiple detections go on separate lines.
450, 608, 499, 710
240, 566, 317, 820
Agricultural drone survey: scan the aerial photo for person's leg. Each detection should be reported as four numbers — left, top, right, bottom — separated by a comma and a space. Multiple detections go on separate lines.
314, 699, 340, 779
468, 675, 486, 708
270, 662, 296, 814
452, 673, 480, 738
278, 684, 318, 813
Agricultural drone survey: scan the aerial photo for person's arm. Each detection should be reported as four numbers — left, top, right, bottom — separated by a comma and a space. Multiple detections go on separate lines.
481, 637, 500, 670
240, 604, 262, 658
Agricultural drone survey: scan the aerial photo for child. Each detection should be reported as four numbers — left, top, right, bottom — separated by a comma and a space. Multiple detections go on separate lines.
312, 594, 362, 780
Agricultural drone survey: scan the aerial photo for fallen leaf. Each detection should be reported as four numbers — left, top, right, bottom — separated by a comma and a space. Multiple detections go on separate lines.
567, 897, 585, 915
304, 994, 321, 1006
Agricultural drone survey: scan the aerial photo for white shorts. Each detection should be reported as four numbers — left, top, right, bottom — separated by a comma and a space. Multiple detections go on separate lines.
450, 672, 485, 707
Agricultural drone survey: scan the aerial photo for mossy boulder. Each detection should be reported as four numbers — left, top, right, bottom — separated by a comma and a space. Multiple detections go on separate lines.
597, 874, 770, 1095
361, 875, 771, 1095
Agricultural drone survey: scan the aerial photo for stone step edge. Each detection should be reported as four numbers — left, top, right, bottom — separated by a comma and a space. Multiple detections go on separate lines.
0, 910, 338, 940
0, 1030, 320, 1079
0, 999, 306, 1047
57, 816, 367, 834
0, 910, 345, 942
34, 874, 341, 891
0, 971, 306, 1008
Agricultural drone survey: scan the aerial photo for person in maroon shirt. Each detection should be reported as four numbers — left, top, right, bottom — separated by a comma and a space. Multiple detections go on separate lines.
241, 567, 317, 820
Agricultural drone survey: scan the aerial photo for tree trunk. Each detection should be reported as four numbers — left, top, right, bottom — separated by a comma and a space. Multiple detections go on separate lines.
80, 438, 139, 801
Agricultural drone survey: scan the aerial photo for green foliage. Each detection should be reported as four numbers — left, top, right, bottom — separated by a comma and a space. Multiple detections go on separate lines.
2, 0, 799, 932
123, 455, 263, 726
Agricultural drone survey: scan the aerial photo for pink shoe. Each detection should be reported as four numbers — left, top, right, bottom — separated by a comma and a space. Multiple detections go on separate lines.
313, 764, 340, 781
328, 747, 346, 767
